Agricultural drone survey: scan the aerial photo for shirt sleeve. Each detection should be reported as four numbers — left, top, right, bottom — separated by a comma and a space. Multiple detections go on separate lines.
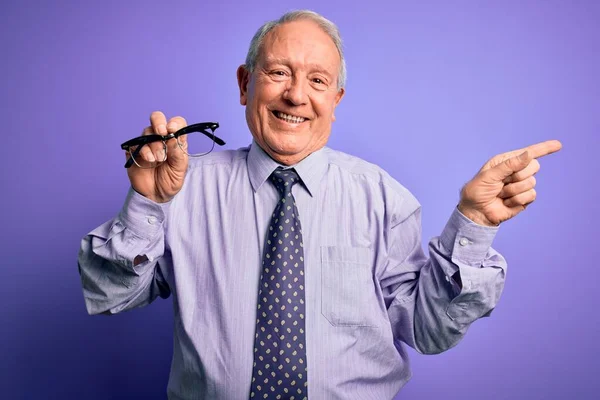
77, 187, 172, 315
380, 206, 507, 354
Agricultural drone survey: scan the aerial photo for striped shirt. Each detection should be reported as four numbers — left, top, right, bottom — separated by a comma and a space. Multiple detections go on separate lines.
78, 141, 506, 399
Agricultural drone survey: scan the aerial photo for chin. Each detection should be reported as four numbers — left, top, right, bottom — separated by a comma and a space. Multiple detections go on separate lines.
268, 135, 309, 154
261, 141, 307, 165
272, 147, 307, 161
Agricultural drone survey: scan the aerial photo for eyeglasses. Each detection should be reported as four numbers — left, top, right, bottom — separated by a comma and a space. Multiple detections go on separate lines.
120, 122, 226, 169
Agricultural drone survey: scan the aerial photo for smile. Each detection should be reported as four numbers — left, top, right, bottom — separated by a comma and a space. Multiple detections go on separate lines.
272, 111, 307, 124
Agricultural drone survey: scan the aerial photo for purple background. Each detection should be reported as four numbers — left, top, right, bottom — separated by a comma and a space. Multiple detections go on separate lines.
2, 0, 598, 399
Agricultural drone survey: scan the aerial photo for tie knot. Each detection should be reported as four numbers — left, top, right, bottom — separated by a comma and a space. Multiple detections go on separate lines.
270, 168, 300, 196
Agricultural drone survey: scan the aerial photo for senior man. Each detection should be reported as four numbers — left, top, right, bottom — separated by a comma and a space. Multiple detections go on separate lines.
78, 10, 561, 400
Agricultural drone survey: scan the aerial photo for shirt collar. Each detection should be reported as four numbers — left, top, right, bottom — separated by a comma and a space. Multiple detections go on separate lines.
247, 140, 328, 197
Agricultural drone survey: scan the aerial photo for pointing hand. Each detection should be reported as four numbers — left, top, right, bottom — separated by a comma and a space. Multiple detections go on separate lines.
457, 140, 563, 226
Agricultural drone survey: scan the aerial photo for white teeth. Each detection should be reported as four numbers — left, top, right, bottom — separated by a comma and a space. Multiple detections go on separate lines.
276, 111, 306, 124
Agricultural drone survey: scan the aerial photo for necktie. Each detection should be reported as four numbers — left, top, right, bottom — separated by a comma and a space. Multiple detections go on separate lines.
250, 168, 308, 399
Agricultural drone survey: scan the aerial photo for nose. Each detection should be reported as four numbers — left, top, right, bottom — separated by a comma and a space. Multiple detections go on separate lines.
282, 78, 307, 106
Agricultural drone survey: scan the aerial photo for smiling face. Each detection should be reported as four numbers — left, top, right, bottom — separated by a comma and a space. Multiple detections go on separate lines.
237, 19, 345, 165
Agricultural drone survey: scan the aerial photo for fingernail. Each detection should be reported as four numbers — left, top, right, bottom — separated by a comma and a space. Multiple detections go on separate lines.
157, 150, 165, 161
148, 153, 156, 162
157, 124, 166, 134
519, 151, 528, 160
167, 123, 177, 131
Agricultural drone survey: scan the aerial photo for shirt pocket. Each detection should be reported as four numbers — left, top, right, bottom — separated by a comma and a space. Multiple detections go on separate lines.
321, 246, 376, 327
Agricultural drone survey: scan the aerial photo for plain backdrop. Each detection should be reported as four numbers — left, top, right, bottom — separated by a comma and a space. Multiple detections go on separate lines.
1, 0, 598, 399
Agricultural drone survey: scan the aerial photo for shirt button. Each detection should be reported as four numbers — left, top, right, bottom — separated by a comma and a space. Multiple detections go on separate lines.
459, 237, 469, 246
147, 216, 157, 225
445, 275, 451, 282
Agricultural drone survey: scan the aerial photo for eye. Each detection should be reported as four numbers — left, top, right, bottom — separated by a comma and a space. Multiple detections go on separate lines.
271, 70, 287, 76
310, 77, 329, 91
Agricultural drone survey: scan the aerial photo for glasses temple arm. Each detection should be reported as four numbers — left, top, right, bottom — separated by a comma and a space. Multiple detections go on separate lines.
123, 144, 143, 168
199, 129, 226, 146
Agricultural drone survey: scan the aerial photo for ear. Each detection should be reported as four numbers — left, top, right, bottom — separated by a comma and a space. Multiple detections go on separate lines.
237, 65, 251, 106
331, 87, 345, 121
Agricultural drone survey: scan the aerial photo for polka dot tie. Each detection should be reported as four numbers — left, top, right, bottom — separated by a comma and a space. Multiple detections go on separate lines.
250, 168, 308, 400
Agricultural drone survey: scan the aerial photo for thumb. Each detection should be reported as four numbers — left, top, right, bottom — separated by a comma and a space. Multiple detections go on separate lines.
177, 132, 187, 146
164, 122, 188, 167
167, 137, 188, 169
489, 150, 531, 182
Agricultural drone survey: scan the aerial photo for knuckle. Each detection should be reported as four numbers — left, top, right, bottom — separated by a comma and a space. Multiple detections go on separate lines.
153, 142, 166, 151
530, 176, 537, 187
144, 149, 156, 157
527, 176, 537, 189
506, 157, 518, 168
461, 182, 477, 200
489, 155, 502, 166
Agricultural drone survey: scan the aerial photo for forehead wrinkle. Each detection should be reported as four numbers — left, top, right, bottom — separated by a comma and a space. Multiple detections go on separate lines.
259, 21, 340, 80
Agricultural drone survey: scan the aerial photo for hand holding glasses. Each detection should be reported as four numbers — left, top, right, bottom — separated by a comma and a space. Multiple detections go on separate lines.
120, 114, 226, 204
121, 122, 226, 169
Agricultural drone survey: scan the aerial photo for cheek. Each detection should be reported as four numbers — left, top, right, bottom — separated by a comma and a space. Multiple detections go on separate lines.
252, 92, 276, 122
247, 95, 265, 123
314, 101, 335, 123
314, 92, 338, 117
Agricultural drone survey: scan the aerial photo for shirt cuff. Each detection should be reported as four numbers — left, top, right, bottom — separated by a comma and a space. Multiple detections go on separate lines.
118, 187, 171, 240
440, 207, 499, 270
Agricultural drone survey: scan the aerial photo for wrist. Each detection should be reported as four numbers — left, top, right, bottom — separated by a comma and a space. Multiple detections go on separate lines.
131, 186, 173, 204
457, 203, 498, 227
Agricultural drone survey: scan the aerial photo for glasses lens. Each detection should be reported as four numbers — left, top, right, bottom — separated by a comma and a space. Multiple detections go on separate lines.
129, 142, 167, 169
177, 129, 216, 157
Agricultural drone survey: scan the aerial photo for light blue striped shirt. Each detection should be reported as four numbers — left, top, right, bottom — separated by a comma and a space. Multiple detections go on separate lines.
78, 142, 506, 399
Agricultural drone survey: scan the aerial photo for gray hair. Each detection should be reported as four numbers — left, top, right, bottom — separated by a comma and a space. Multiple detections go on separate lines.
244, 10, 347, 90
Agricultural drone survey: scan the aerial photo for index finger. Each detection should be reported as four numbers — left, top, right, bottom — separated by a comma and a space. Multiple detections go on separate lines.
523, 139, 563, 159
150, 111, 168, 135
500, 139, 563, 161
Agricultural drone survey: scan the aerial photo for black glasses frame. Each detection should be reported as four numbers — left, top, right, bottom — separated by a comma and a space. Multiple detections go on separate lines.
120, 122, 225, 168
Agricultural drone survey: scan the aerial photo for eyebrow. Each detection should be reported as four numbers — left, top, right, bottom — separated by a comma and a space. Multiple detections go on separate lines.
261, 57, 334, 79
